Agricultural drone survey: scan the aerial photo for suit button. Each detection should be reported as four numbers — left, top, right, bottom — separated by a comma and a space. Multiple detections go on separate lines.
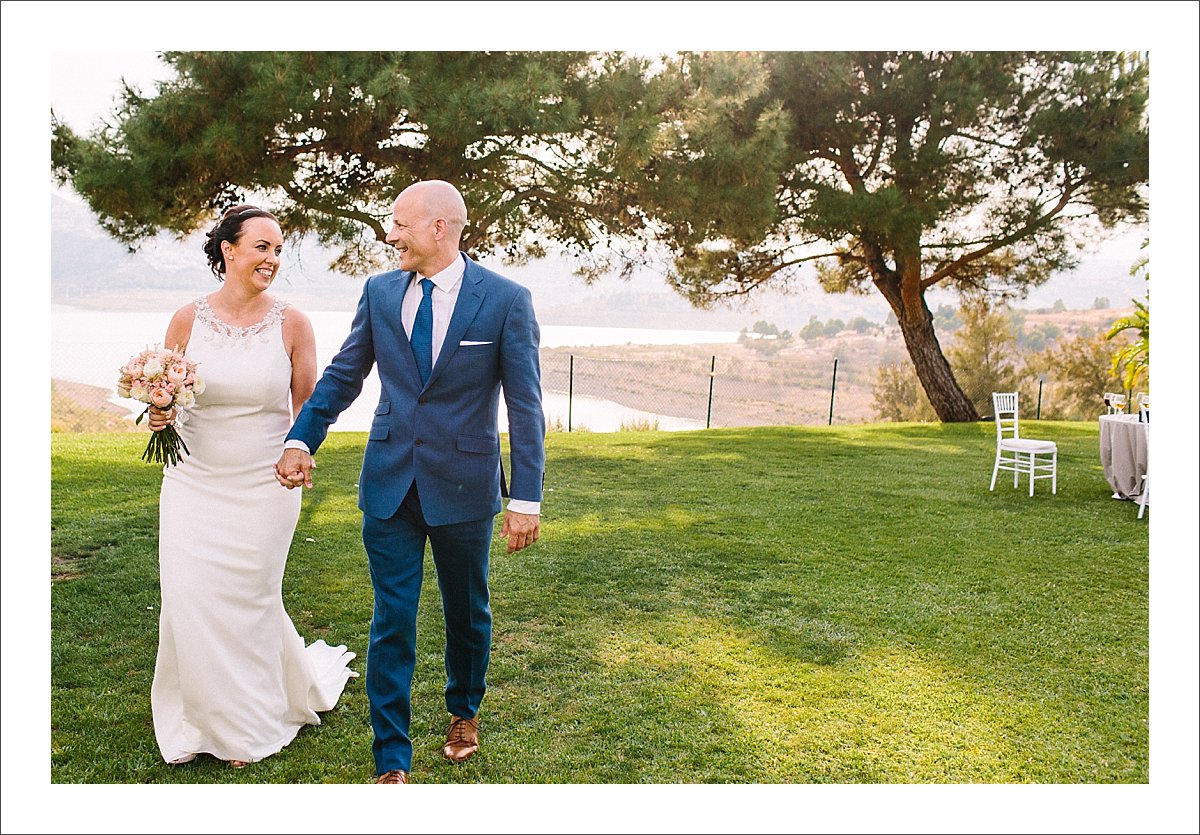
415, 438, 424, 446
418, 397, 428, 405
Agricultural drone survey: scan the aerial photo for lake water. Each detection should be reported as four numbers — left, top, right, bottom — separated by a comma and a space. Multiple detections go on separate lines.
51, 306, 736, 432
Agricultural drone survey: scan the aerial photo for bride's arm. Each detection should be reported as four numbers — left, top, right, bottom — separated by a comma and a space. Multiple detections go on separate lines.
149, 304, 197, 431
283, 306, 318, 421
164, 304, 195, 355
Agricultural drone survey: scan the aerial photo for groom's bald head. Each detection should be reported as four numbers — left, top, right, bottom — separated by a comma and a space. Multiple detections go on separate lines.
397, 180, 467, 243
385, 180, 469, 276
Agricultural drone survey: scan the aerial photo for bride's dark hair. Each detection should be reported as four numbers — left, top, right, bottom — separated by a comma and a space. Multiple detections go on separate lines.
202, 205, 280, 280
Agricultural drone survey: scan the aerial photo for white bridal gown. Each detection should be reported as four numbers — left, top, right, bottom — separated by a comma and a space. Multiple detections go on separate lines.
152, 296, 356, 765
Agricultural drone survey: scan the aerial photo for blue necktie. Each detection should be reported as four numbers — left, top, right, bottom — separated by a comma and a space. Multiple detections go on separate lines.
411, 278, 434, 385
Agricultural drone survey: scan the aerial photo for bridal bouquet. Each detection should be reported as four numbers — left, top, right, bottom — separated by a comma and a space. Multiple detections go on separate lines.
117, 346, 205, 466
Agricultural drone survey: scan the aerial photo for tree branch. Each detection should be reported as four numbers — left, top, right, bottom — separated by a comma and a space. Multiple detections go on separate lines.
922, 178, 1078, 289
282, 182, 386, 240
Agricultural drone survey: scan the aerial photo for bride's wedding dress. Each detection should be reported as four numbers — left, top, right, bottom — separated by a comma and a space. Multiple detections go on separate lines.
152, 296, 356, 765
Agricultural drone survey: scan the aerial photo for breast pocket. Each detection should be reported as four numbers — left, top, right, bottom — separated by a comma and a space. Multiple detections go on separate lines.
455, 342, 497, 357
449, 342, 498, 383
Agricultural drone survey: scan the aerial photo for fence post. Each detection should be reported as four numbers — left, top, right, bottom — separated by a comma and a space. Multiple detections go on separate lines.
1037, 377, 1044, 420
828, 356, 838, 426
706, 355, 716, 429
568, 354, 574, 432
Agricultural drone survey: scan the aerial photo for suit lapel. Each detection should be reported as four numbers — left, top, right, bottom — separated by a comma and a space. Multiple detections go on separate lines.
427, 256, 485, 388
382, 270, 422, 383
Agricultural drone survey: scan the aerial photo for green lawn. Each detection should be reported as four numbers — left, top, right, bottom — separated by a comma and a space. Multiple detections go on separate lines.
50, 422, 1148, 784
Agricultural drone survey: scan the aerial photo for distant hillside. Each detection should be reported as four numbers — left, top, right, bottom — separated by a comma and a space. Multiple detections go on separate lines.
51, 187, 1147, 333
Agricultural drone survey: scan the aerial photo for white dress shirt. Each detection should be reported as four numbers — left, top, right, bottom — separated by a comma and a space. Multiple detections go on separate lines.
287, 253, 540, 516
402, 254, 465, 368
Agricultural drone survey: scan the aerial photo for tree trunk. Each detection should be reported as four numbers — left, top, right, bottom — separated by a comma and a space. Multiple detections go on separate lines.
876, 274, 980, 422
898, 313, 980, 422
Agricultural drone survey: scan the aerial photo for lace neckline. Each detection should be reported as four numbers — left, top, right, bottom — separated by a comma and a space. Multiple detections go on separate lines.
194, 295, 289, 342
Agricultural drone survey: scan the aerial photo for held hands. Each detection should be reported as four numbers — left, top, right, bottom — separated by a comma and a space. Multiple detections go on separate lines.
147, 405, 175, 432
274, 447, 315, 489
500, 510, 540, 554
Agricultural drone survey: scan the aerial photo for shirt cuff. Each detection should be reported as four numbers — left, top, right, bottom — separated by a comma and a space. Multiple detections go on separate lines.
284, 439, 311, 454
507, 499, 541, 515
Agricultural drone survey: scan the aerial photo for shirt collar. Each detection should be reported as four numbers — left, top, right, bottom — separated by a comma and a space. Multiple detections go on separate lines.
416, 252, 465, 293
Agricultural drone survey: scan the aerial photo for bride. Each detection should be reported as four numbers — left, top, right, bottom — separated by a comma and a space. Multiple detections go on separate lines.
148, 204, 356, 769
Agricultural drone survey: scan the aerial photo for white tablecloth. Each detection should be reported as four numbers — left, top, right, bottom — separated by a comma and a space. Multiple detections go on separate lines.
1099, 413, 1148, 501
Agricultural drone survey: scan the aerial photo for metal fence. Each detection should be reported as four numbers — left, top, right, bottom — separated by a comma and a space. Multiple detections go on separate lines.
538, 345, 1145, 431
541, 350, 849, 430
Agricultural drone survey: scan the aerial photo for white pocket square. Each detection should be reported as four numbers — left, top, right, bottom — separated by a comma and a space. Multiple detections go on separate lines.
460, 340, 493, 346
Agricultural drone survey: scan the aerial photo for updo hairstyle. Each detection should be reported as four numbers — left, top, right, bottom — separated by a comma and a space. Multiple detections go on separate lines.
202, 204, 281, 280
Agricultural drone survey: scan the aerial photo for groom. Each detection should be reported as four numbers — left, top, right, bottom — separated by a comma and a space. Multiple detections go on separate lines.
274, 180, 545, 784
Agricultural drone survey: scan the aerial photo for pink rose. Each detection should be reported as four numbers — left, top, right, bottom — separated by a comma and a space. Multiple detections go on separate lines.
167, 363, 189, 384
150, 387, 174, 408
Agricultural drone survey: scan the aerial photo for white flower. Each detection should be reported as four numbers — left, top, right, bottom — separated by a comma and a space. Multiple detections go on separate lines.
175, 389, 196, 409
192, 376, 206, 396
129, 384, 149, 402
143, 357, 164, 378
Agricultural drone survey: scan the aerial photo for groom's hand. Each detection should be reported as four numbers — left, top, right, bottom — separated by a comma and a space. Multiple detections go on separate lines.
274, 448, 315, 489
500, 510, 540, 554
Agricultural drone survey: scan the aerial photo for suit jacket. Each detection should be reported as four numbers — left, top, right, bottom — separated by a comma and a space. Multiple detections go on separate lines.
287, 253, 545, 526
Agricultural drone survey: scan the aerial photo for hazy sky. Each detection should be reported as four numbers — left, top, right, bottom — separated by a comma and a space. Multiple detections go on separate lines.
51, 51, 173, 131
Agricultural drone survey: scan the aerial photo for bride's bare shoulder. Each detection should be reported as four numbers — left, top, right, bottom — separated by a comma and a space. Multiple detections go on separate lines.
173, 299, 201, 318
165, 301, 199, 352
280, 302, 312, 329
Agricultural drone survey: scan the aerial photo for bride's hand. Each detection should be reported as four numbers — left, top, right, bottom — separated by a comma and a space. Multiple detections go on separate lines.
274, 449, 315, 489
148, 405, 175, 432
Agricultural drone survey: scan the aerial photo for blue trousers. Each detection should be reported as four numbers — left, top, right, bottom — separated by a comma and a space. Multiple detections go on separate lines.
361, 482, 493, 774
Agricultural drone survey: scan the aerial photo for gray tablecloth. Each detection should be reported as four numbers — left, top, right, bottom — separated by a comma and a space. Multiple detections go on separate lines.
1099, 414, 1148, 501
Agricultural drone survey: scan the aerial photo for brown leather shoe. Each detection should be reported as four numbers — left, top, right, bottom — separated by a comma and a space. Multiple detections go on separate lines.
376, 769, 408, 784
442, 715, 479, 762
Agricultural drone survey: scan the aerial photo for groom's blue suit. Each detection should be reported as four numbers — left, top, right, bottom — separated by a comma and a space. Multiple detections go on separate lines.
286, 252, 545, 774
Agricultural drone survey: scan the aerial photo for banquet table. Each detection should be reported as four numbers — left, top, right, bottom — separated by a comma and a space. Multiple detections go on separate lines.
1099, 413, 1148, 501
